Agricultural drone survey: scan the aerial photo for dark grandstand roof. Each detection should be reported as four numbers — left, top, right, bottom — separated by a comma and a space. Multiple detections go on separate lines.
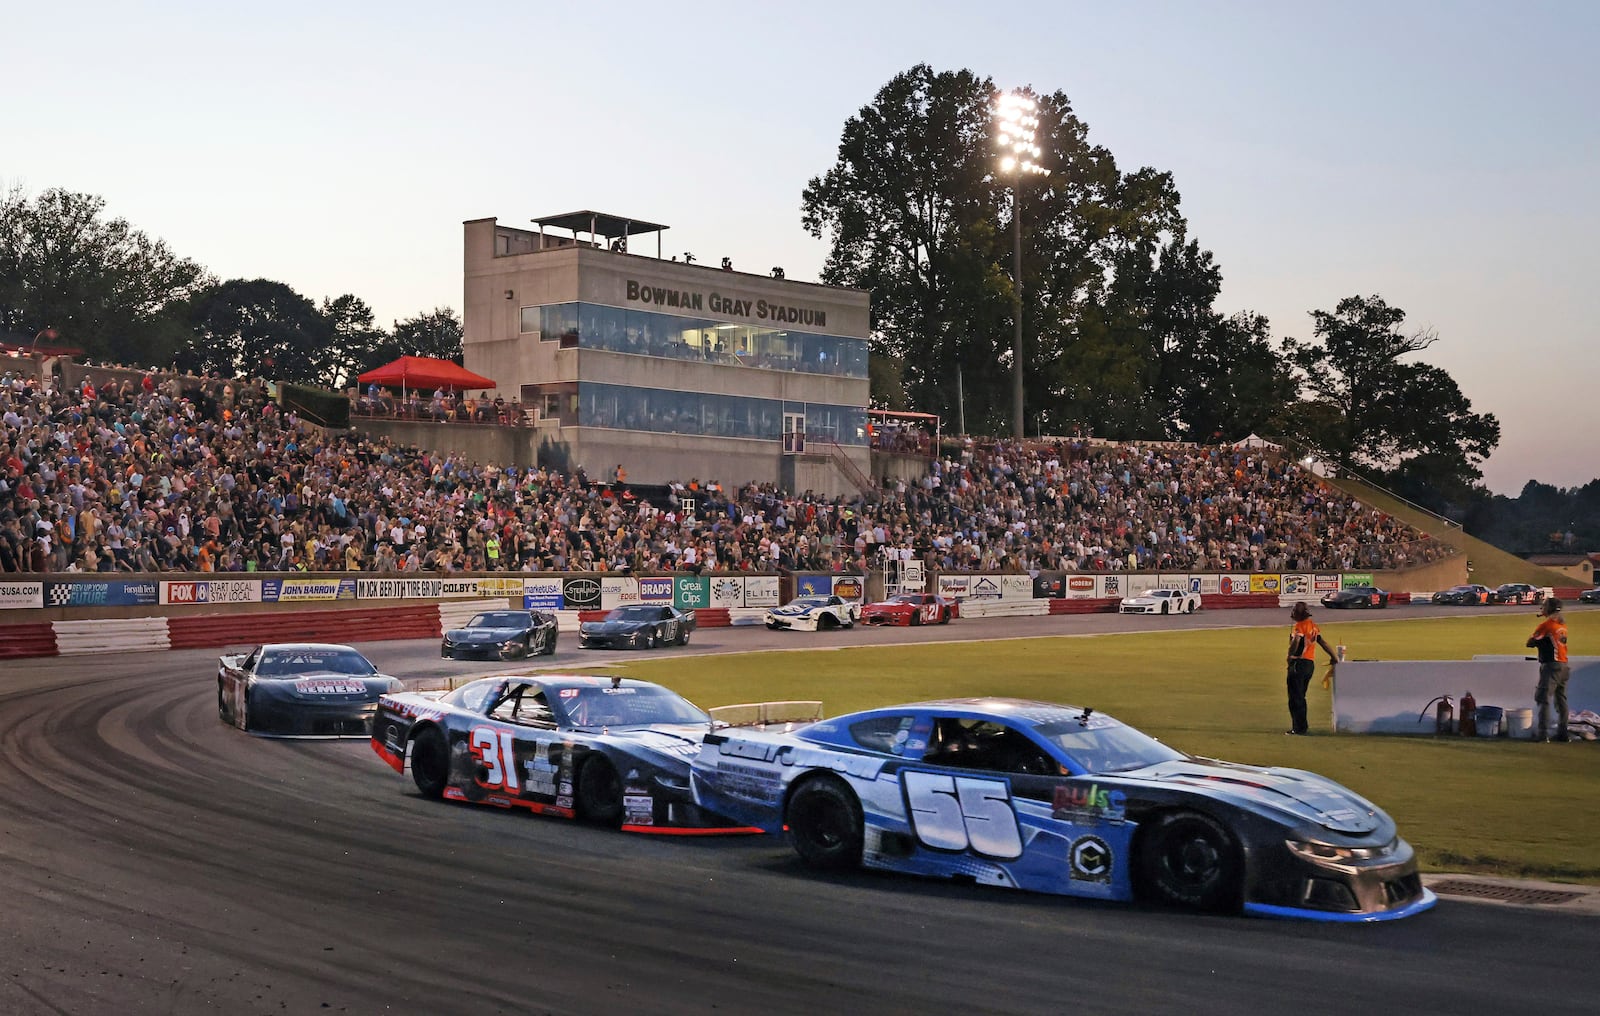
531, 210, 669, 240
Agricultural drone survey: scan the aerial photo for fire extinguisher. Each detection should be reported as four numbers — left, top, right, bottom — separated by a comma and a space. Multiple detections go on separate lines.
1419, 695, 1454, 735
1460, 691, 1477, 736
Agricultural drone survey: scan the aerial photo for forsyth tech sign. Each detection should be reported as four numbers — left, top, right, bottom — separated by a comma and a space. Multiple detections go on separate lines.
624, 280, 828, 327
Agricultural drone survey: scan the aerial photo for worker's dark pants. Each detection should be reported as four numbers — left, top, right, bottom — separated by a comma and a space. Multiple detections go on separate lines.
1286, 658, 1316, 734
1535, 662, 1570, 739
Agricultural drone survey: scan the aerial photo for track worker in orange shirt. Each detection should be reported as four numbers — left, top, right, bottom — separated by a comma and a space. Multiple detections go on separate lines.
1285, 601, 1338, 735
1526, 598, 1570, 742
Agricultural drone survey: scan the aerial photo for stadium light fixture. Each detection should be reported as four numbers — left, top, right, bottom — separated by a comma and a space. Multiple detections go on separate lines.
992, 89, 1050, 440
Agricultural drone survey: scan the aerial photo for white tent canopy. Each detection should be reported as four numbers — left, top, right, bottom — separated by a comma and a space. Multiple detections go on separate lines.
1232, 434, 1284, 450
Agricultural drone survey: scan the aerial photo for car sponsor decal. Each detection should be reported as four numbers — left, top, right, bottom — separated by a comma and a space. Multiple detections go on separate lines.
1052, 784, 1127, 824
1069, 835, 1114, 882
295, 678, 366, 695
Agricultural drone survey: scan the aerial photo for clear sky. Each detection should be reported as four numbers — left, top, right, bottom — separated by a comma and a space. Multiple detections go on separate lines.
9, 1, 1596, 494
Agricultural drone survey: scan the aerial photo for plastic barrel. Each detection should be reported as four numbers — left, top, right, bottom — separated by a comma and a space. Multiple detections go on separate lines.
1475, 706, 1504, 737
1506, 707, 1534, 738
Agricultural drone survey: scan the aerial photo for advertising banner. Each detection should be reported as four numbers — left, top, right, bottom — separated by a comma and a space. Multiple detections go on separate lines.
1216, 575, 1248, 595
1033, 572, 1065, 599
1000, 575, 1034, 600
1195, 574, 1223, 595
965, 575, 1002, 601
1281, 573, 1313, 596
937, 574, 971, 601
561, 576, 601, 610
1314, 574, 1341, 593
44, 579, 159, 608
1250, 574, 1282, 595
831, 575, 865, 602
1342, 573, 1375, 589
1125, 574, 1160, 596
523, 578, 563, 611
794, 573, 833, 598
743, 575, 780, 607
707, 576, 744, 608
601, 576, 641, 609
161, 579, 261, 605
1099, 574, 1126, 599
476, 577, 525, 598
1157, 574, 1191, 591
902, 560, 925, 586
674, 576, 709, 610
358, 577, 497, 599
0, 580, 44, 609
263, 578, 357, 603
638, 576, 675, 603
1064, 575, 1098, 599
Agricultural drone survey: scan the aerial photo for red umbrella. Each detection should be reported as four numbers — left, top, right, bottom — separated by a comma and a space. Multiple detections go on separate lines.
357, 355, 494, 393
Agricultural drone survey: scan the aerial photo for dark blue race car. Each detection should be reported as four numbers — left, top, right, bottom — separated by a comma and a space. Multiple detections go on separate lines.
691, 698, 1435, 922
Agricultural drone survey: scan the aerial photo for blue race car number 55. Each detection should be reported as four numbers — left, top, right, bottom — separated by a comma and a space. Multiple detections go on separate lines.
902, 771, 1024, 859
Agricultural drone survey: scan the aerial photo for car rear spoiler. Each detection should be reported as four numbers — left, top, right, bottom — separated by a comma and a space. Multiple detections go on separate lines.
708, 700, 824, 731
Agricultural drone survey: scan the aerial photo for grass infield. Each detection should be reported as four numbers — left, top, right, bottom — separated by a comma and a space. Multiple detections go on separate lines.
612, 610, 1598, 883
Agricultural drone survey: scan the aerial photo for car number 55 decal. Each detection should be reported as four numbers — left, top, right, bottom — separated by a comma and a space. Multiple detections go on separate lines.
902, 771, 1023, 859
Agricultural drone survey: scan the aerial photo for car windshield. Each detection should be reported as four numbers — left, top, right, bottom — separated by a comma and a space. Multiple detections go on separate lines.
556, 685, 709, 729
467, 612, 529, 628
791, 597, 830, 607
890, 595, 921, 604
1033, 718, 1186, 774
256, 648, 376, 677
607, 605, 664, 621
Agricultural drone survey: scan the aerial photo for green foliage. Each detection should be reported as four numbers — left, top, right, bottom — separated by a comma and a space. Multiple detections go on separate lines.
611, 612, 1600, 881
1464, 479, 1600, 556
0, 185, 210, 365
179, 278, 331, 383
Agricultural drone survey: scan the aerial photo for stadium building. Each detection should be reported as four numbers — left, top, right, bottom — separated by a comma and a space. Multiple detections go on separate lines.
462, 212, 873, 496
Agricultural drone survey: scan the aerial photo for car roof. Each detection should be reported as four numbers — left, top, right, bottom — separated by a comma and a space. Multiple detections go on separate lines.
259, 642, 359, 652
467, 673, 660, 691
865, 697, 1104, 726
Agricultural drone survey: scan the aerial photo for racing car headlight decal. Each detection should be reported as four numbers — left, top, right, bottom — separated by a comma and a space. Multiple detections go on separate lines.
501, 640, 522, 650
1287, 837, 1396, 862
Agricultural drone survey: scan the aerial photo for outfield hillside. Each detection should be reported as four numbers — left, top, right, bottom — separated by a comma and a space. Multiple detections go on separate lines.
1324, 474, 1575, 588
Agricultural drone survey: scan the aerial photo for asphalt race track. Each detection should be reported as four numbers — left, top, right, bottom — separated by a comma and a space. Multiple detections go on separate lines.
2, 605, 1593, 1014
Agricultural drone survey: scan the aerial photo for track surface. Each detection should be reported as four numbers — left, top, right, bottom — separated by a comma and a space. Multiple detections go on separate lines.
2, 605, 1593, 1014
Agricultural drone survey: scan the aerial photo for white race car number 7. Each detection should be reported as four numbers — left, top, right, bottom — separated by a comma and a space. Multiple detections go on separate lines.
902, 771, 1023, 858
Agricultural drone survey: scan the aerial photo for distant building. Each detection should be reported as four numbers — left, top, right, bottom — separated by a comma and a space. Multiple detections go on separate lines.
1520, 552, 1594, 585
462, 212, 873, 496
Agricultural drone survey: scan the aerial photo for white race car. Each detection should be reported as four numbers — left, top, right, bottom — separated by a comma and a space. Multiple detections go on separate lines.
765, 594, 861, 631
1118, 588, 1201, 615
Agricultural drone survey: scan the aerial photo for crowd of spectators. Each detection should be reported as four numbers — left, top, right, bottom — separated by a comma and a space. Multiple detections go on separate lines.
0, 363, 1448, 577
351, 384, 525, 426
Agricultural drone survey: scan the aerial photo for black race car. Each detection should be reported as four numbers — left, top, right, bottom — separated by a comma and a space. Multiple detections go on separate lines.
1431, 584, 1493, 605
578, 604, 695, 650
441, 609, 558, 660
218, 643, 402, 736
1490, 583, 1545, 606
1321, 586, 1389, 609
1579, 588, 1600, 604
371, 674, 753, 833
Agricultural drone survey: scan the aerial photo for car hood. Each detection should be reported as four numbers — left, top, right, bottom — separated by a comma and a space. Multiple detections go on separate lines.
590, 723, 710, 762
1117, 757, 1384, 835
581, 620, 648, 634
445, 626, 524, 640
771, 604, 821, 615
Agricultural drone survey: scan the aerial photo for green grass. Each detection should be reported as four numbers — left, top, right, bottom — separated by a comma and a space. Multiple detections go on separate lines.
608, 612, 1599, 883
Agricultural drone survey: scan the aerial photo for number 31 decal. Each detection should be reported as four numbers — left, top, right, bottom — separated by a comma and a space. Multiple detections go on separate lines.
471, 726, 519, 791
902, 771, 1023, 859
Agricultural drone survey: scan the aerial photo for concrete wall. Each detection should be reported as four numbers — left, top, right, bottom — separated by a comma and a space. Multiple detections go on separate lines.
1371, 554, 1468, 593
352, 417, 537, 468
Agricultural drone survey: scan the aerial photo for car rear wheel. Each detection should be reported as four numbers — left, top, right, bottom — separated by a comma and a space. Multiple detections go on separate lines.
410, 727, 450, 800
1161, 602, 1169, 615
1138, 811, 1241, 912
577, 757, 623, 826
217, 681, 231, 724
787, 778, 863, 871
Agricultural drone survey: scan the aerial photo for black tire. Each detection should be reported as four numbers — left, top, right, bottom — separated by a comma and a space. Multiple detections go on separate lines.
520, 636, 532, 658
577, 756, 623, 826
644, 627, 660, 650
766, 620, 779, 630
1161, 602, 1169, 615
542, 632, 558, 655
940, 608, 951, 625
910, 607, 923, 626
1137, 811, 1241, 912
1185, 600, 1196, 614
239, 686, 251, 731
678, 626, 691, 646
217, 680, 231, 724
820, 614, 837, 631
787, 778, 863, 871
410, 726, 450, 799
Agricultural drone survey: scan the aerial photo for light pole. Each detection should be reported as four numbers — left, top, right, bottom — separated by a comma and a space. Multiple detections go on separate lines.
993, 90, 1048, 440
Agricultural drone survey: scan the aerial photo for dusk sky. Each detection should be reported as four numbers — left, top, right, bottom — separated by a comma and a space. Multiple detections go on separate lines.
10, 1, 1596, 494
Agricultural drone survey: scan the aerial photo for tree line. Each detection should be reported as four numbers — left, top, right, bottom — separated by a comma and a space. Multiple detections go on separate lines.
0, 186, 461, 388
802, 65, 1501, 507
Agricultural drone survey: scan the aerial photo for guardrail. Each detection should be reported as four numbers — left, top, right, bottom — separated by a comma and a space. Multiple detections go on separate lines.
53, 618, 169, 655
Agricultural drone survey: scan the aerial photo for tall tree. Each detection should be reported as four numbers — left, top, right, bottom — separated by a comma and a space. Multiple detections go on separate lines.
0, 186, 209, 364
318, 294, 385, 388
1281, 294, 1499, 499
179, 278, 330, 383
385, 307, 463, 362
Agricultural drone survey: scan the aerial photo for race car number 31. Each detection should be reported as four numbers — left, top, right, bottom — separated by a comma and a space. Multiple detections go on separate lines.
901, 771, 1023, 859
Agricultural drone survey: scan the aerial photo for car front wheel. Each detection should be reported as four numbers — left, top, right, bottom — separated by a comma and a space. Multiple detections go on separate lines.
1138, 811, 1241, 912
787, 778, 863, 871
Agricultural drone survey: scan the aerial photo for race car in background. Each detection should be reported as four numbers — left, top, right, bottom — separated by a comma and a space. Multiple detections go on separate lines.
691, 698, 1435, 922
860, 592, 957, 626
765, 594, 860, 631
1321, 586, 1390, 609
441, 609, 559, 660
1431, 584, 1494, 605
1490, 583, 1545, 606
1118, 589, 1201, 615
371, 674, 754, 833
1579, 588, 1600, 605
218, 643, 403, 736
578, 604, 695, 650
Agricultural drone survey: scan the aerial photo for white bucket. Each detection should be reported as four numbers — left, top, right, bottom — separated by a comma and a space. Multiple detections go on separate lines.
1506, 708, 1534, 738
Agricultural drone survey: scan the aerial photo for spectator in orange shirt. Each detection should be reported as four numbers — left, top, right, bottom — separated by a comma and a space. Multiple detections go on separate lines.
1285, 601, 1338, 735
1526, 598, 1570, 742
